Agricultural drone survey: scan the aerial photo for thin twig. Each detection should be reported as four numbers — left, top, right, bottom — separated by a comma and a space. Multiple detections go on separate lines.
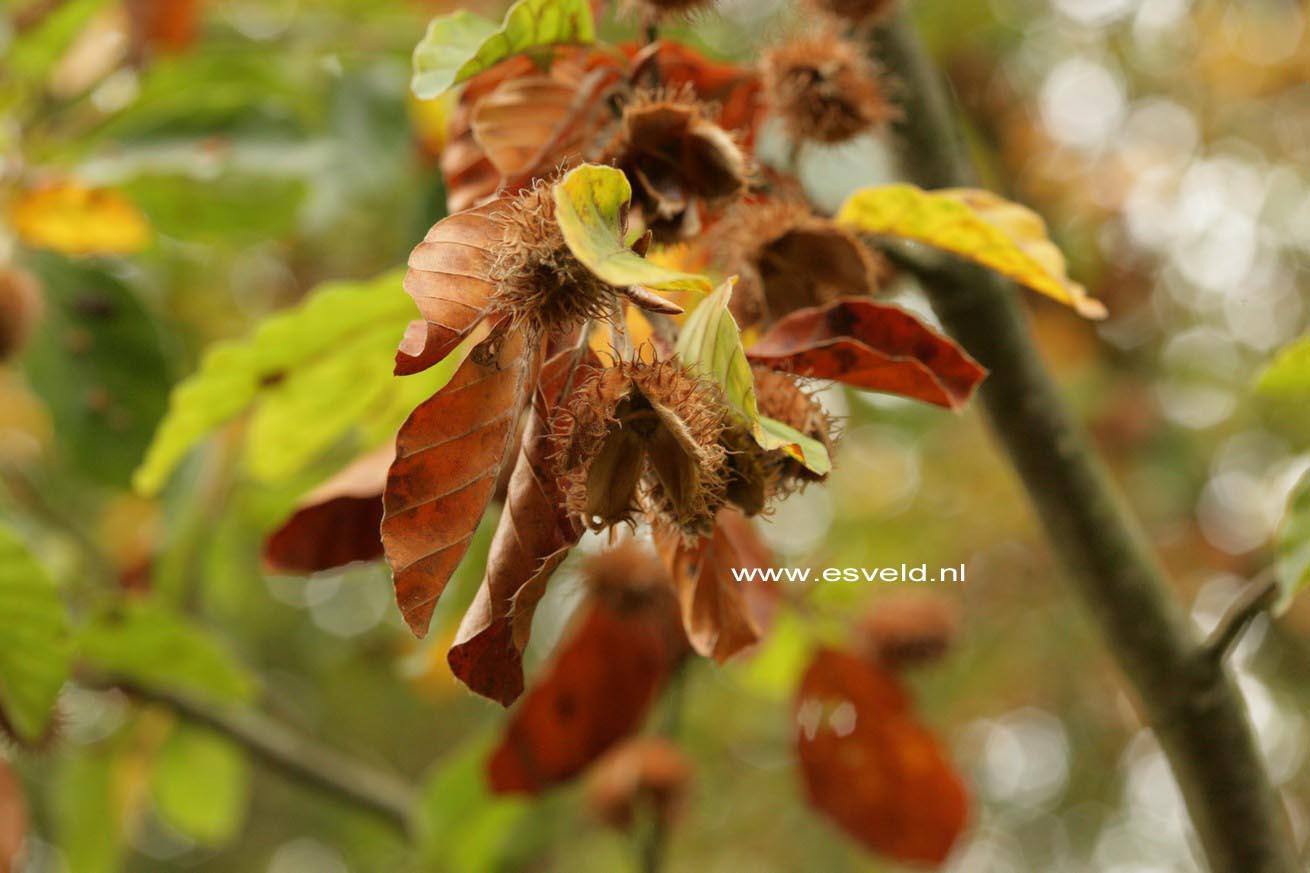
111, 682, 420, 834
1204, 570, 1279, 662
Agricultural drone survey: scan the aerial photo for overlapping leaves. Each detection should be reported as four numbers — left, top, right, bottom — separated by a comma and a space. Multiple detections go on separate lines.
411, 0, 595, 100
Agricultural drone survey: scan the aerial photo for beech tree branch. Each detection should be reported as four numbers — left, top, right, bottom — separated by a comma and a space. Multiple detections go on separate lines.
873, 12, 1298, 873
116, 683, 420, 834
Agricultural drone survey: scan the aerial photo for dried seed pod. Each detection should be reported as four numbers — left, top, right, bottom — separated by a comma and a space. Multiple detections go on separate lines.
552, 360, 728, 536
491, 181, 619, 334
857, 591, 960, 670
721, 425, 781, 517
0, 268, 43, 363
586, 736, 693, 831
763, 33, 897, 145
584, 539, 674, 613
804, 0, 898, 25
753, 366, 835, 486
601, 89, 749, 244
719, 200, 882, 327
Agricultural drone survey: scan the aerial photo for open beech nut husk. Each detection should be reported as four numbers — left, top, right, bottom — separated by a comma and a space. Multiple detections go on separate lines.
719, 200, 885, 328
753, 366, 836, 486
602, 89, 749, 244
551, 359, 728, 537
763, 33, 898, 145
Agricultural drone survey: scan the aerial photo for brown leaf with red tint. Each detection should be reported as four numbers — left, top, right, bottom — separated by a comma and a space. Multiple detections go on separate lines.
441, 58, 536, 213
656, 508, 766, 663
487, 597, 679, 794
382, 329, 536, 638
795, 648, 969, 866
747, 298, 986, 410
447, 348, 594, 705
0, 759, 26, 873
396, 202, 507, 376
264, 445, 392, 574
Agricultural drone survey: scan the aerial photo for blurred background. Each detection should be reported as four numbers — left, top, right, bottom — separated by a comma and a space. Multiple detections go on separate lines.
1, 0, 1309, 871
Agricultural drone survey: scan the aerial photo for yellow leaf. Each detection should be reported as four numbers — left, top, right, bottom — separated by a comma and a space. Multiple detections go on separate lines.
836, 184, 1106, 319
10, 181, 151, 256
553, 163, 714, 293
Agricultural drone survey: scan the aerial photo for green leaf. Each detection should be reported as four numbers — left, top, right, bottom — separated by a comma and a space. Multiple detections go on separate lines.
23, 254, 172, 487
835, 185, 1106, 319
411, 0, 595, 100
676, 280, 831, 475
553, 163, 713, 292
133, 270, 460, 494
1255, 335, 1310, 447
78, 600, 257, 704
0, 526, 72, 744
418, 740, 531, 873
152, 725, 249, 846
53, 750, 123, 873
1275, 469, 1310, 614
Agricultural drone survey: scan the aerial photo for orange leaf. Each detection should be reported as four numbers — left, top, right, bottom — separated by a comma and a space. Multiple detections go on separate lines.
487, 598, 678, 794
656, 508, 766, 664
382, 328, 536, 637
9, 181, 150, 256
747, 298, 986, 410
447, 348, 595, 705
795, 648, 969, 866
263, 445, 392, 574
396, 201, 506, 376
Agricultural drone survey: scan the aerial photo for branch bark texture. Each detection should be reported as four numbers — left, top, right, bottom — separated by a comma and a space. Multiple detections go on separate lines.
876, 13, 1297, 873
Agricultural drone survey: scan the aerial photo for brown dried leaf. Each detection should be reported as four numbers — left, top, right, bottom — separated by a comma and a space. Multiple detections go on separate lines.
656, 508, 765, 663
263, 445, 392, 574
487, 598, 679, 794
382, 329, 536, 638
747, 298, 986, 410
795, 648, 969, 866
396, 202, 507, 376
447, 348, 593, 705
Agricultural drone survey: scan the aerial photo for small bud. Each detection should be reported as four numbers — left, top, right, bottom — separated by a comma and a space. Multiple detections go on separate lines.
0, 268, 44, 363
763, 33, 897, 145
602, 89, 750, 244
857, 591, 960, 670
585, 737, 692, 831
552, 360, 728, 537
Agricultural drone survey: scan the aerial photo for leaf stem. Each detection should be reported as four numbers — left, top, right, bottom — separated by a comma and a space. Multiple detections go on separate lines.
872, 11, 1299, 873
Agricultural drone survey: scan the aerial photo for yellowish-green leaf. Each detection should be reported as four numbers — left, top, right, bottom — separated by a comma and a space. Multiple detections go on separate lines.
411, 0, 594, 100
9, 180, 151, 256
78, 599, 257, 704
0, 526, 72, 744
134, 270, 463, 494
554, 164, 713, 293
1255, 334, 1310, 446
676, 279, 831, 475
835, 184, 1106, 319
152, 725, 249, 846
1275, 469, 1310, 614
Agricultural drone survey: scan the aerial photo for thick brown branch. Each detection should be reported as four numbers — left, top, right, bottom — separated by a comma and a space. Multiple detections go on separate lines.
116, 683, 420, 834
873, 11, 1298, 873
